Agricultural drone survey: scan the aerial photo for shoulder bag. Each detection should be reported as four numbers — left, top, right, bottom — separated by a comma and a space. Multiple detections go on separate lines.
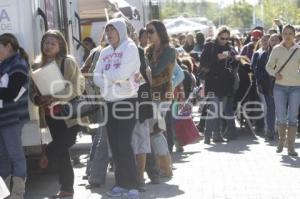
59, 57, 99, 119
270, 48, 298, 85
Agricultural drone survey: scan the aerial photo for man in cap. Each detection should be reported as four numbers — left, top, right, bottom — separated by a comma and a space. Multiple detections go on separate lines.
240, 29, 264, 60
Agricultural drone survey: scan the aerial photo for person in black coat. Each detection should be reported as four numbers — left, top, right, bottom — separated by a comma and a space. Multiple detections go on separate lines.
199, 26, 239, 144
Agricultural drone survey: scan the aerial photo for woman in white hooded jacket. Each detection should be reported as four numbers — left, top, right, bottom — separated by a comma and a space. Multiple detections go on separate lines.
93, 18, 140, 199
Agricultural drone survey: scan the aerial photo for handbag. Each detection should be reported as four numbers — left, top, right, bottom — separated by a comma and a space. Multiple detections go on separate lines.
59, 94, 99, 118
59, 57, 99, 119
270, 48, 298, 84
174, 102, 203, 146
174, 115, 202, 146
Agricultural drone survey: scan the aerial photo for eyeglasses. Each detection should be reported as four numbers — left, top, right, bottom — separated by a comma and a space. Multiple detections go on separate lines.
220, 37, 229, 41
147, 29, 155, 35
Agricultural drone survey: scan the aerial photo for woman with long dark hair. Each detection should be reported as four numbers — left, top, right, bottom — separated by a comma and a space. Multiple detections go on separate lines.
145, 20, 175, 178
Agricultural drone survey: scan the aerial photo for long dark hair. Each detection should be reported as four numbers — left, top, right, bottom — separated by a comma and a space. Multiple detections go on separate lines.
147, 20, 169, 46
139, 28, 147, 40
0, 33, 29, 64
146, 20, 170, 62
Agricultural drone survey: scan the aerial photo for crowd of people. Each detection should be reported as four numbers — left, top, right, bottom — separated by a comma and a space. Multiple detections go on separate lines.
0, 16, 300, 199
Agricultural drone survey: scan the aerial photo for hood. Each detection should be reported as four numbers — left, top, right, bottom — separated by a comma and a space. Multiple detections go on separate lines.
105, 18, 128, 47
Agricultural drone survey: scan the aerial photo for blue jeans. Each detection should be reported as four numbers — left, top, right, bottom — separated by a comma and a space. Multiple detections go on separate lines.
263, 94, 275, 134
273, 85, 300, 127
0, 122, 26, 179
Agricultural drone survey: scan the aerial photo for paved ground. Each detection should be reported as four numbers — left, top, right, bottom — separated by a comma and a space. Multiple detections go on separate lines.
25, 129, 300, 199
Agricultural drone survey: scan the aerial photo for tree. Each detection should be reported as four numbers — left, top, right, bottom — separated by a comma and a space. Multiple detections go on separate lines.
160, 0, 300, 28
254, 0, 300, 28
223, 1, 253, 28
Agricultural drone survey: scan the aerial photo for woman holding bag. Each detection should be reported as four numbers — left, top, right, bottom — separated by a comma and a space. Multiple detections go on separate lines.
266, 25, 300, 156
29, 30, 85, 198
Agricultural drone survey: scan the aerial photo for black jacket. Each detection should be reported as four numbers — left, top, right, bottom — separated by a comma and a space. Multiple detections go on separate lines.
199, 41, 238, 97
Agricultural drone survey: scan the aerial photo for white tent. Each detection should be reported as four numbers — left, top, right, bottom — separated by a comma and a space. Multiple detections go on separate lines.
164, 17, 210, 35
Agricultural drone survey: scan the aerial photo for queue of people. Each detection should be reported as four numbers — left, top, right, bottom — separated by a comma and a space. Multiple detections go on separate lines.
1, 17, 300, 199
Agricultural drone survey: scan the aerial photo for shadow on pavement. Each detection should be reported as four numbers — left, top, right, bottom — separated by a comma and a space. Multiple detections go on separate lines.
172, 151, 200, 164
141, 183, 185, 199
280, 155, 300, 168
87, 179, 185, 199
25, 174, 60, 199
205, 132, 260, 154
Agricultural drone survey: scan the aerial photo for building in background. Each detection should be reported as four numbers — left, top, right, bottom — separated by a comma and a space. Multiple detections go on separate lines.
79, 0, 154, 44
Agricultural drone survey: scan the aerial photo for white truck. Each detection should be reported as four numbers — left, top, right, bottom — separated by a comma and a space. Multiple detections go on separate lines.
0, 0, 82, 155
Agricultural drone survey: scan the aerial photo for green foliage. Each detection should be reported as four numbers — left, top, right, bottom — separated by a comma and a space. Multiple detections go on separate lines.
223, 2, 253, 28
254, 0, 300, 27
160, 0, 300, 28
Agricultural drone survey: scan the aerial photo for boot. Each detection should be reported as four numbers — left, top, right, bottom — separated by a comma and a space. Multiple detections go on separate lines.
10, 176, 26, 199
276, 125, 287, 153
155, 154, 173, 178
287, 126, 298, 156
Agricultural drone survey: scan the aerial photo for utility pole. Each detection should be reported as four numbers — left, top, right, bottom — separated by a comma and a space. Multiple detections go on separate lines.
218, 0, 224, 26
260, 0, 264, 27
150, 0, 160, 20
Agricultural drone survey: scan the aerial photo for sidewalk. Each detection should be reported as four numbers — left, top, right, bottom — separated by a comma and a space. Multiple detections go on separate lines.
25, 131, 300, 199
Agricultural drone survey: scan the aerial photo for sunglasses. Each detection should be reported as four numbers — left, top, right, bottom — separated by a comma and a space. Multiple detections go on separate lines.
147, 29, 155, 34
220, 37, 229, 41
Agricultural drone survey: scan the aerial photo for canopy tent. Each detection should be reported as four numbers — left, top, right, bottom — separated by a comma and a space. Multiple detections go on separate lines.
164, 17, 209, 35
79, 0, 114, 24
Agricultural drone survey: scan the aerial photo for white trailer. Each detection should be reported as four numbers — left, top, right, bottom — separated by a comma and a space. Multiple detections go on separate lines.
0, 0, 82, 155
